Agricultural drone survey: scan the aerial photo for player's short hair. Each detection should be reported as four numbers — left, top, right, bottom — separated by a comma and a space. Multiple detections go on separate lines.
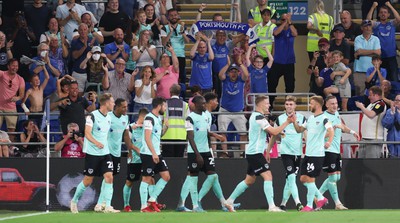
204, 92, 218, 103
138, 108, 149, 117
152, 97, 166, 108
192, 95, 204, 105
285, 95, 297, 103
310, 95, 324, 107
255, 95, 269, 105
169, 84, 181, 96
99, 93, 113, 105
114, 98, 126, 108
325, 95, 337, 103
369, 86, 382, 96
331, 50, 343, 57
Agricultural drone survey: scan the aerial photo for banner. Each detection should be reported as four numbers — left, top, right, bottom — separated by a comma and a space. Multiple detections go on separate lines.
187, 21, 259, 45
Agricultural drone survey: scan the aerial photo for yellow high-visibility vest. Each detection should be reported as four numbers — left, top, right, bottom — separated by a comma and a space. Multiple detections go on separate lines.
250, 6, 276, 24
255, 21, 276, 58
306, 13, 333, 52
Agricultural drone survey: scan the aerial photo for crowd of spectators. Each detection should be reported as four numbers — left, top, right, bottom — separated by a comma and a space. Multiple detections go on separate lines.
0, 0, 399, 158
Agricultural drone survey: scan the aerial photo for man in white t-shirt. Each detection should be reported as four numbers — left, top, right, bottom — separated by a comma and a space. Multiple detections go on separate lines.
56, 0, 87, 41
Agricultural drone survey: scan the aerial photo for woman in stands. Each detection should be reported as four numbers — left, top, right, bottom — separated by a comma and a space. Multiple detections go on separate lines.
19, 120, 46, 158
133, 65, 156, 121
132, 30, 157, 71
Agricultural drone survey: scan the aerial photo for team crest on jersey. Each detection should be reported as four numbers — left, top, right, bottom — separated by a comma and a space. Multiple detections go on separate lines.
221, 48, 226, 53
316, 121, 320, 125
147, 168, 152, 174
264, 164, 269, 169
331, 164, 336, 169
192, 163, 198, 168
88, 168, 94, 174
375, 104, 381, 109
122, 122, 126, 126
130, 174, 135, 179
287, 166, 292, 172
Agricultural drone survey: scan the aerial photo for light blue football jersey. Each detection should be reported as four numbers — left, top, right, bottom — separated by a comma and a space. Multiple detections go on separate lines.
186, 112, 210, 153
128, 122, 143, 164
324, 111, 341, 154
302, 113, 332, 157
108, 112, 129, 158
83, 110, 111, 156
277, 112, 305, 156
247, 112, 271, 155
141, 113, 163, 155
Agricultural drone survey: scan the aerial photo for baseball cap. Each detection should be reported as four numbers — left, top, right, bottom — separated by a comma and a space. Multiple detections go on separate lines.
333, 26, 345, 32
361, 20, 372, 27
318, 38, 329, 46
228, 64, 240, 71
91, 46, 101, 53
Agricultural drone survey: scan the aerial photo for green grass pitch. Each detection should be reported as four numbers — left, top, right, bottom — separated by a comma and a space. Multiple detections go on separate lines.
2, 210, 400, 223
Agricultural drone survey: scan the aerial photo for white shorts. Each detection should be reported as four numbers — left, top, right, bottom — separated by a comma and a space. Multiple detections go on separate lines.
217, 107, 247, 135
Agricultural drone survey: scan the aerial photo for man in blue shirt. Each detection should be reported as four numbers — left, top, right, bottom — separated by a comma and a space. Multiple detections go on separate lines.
367, 1, 400, 82
29, 43, 61, 97
71, 23, 99, 94
269, 13, 298, 107
211, 30, 234, 100
104, 28, 130, 65
189, 33, 214, 92
218, 57, 248, 157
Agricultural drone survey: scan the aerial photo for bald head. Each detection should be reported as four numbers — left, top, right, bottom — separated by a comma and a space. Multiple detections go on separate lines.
114, 28, 124, 44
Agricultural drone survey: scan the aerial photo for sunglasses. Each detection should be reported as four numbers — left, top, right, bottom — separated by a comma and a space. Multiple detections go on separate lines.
8, 80, 12, 88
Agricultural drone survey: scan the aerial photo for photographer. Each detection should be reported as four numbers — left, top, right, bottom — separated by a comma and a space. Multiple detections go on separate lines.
55, 122, 85, 158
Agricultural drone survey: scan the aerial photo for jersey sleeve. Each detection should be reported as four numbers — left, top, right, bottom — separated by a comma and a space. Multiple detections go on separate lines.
255, 115, 271, 130
185, 116, 194, 131
323, 118, 332, 129
371, 101, 386, 115
85, 114, 94, 127
143, 116, 154, 130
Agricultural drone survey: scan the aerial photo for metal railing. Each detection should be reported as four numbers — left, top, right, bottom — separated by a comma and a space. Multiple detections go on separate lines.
246, 92, 316, 111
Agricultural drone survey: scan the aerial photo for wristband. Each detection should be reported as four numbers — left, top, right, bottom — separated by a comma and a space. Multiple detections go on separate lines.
198, 9, 203, 13
350, 130, 355, 134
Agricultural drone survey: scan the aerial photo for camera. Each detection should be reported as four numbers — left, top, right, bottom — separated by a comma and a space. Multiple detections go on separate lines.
70, 130, 81, 139
319, 51, 326, 56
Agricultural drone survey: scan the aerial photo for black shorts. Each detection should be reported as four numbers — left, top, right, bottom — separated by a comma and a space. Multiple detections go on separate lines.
187, 152, 215, 174
281, 154, 301, 176
127, 163, 142, 182
322, 152, 342, 173
246, 153, 270, 176
140, 154, 169, 177
300, 156, 324, 178
84, 154, 113, 177
111, 155, 121, 176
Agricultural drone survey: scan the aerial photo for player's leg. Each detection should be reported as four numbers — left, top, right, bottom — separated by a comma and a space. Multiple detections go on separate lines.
280, 155, 302, 210
71, 154, 97, 213
178, 153, 199, 211
301, 156, 327, 211
147, 156, 170, 211
198, 153, 217, 204
226, 154, 259, 204
140, 154, 155, 212
101, 155, 118, 213
123, 163, 141, 211
260, 170, 283, 212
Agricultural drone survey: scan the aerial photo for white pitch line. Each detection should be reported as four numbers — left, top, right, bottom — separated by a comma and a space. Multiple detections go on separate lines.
0, 212, 51, 221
